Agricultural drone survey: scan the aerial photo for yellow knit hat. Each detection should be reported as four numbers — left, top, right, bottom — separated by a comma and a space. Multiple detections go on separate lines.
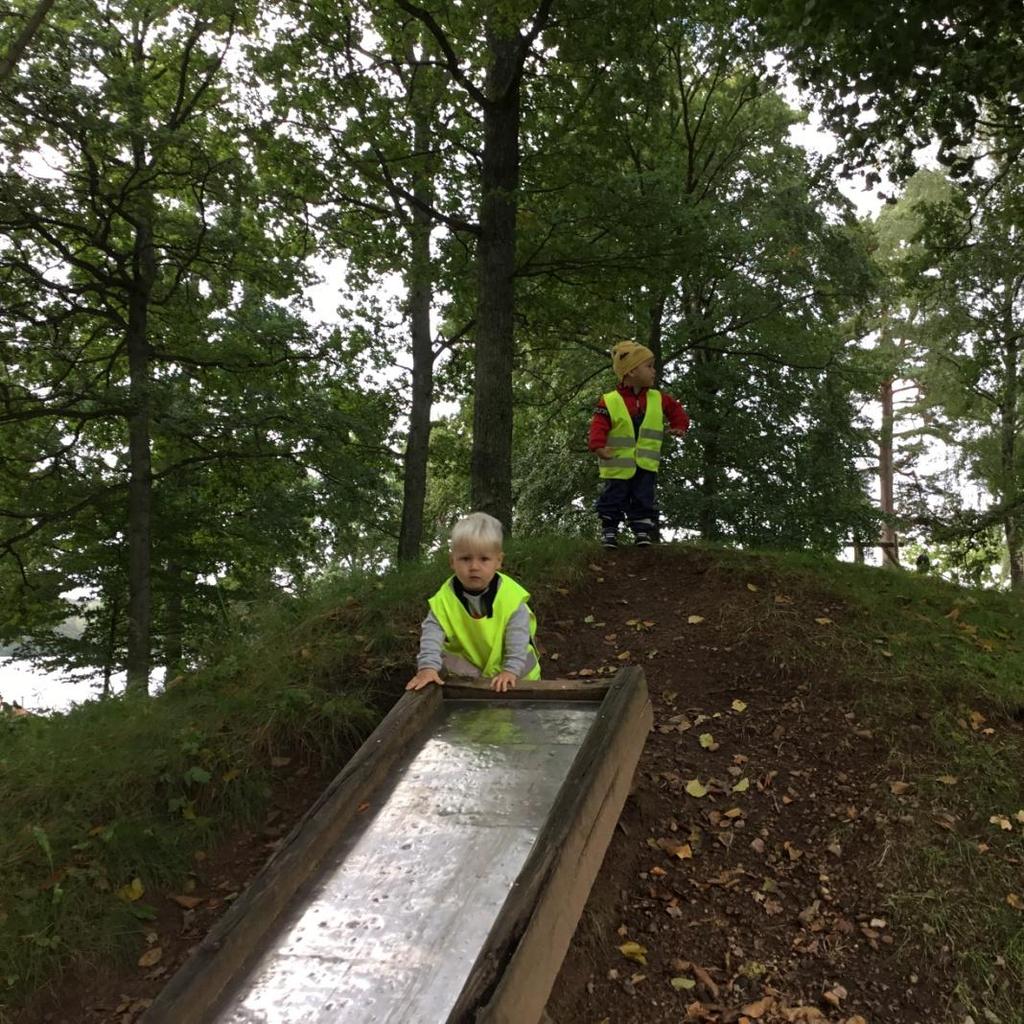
611, 340, 655, 381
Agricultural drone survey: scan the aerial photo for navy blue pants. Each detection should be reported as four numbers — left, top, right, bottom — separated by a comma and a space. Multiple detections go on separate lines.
595, 469, 659, 538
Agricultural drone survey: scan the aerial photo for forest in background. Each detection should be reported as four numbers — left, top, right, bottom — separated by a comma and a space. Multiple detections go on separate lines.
2, 0, 1022, 694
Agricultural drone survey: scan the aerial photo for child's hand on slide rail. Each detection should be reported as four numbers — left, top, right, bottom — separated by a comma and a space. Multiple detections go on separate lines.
406, 668, 444, 690
490, 671, 518, 693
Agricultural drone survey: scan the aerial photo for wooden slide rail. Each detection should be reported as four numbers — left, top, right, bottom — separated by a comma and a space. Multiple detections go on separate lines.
142, 667, 652, 1024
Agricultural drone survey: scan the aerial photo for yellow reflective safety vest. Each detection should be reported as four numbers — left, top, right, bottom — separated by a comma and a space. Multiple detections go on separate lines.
599, 388, 665, 479
427, 572, 541, 680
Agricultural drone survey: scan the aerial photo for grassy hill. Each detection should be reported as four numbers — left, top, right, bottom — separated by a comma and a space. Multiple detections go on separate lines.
2, 540, 1022, 1023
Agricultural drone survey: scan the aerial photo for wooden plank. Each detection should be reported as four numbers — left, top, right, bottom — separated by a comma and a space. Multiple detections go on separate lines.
142, 686, 443, 1024
442, 676, 610, 701
446, 666, 652, 1024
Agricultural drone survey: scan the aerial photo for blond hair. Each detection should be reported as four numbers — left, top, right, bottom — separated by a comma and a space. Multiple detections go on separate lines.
450, 512, 504, 552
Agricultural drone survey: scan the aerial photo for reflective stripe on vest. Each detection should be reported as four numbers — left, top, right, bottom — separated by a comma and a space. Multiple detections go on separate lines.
427, 572, 542, 680
599, 389, 665, 479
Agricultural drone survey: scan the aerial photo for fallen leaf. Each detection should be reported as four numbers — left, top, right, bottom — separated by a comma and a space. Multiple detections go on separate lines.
774, 593, 794, 605
698, 733, 716, 749
814, 617, 833, 625
618, 940, 648, 965
732, 777, 750, 793
889, 780, 911, 796
742, 996, 776, 1018
936, 774, 958, 785
270, 756, 291, 768
746, 583, 759, 592
137, 947, 162, 968
990, 815, 1012, 831
671, 976, 697, 990
687, 615, 705, 625
969, 709, 986, 730
169, 895, 202, 910
783, 1008, 825, 1022
731, 699, 747, 713
685, 779, 708, 798
723, 807, 743, 819
117, 878, 145, 903
583, 614, 595, 623
693, 964, 719, 998
1007, 893, 1024, 911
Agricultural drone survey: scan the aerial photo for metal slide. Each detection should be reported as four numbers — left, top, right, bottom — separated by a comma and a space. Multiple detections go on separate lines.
144, 672, 651, 1024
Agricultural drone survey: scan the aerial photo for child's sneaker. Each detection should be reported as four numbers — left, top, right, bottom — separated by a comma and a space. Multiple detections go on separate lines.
601, 531, 619, 549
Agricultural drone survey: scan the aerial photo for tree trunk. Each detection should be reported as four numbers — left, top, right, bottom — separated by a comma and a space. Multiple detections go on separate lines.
647, 293, 665, 374
1000, 328, 1022, 588
163, 561, 185, 684
103, 591, 120, 698
125, 216, 155, 694
397, 56, 436, 563
470, 28, 520, 529
878, 376, 899, 568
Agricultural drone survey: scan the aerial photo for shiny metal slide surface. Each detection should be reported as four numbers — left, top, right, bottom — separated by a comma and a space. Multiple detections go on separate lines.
214, 699, 598, 1024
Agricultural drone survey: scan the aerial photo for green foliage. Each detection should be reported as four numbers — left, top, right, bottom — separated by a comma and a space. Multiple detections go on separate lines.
753, 0, 1024, 181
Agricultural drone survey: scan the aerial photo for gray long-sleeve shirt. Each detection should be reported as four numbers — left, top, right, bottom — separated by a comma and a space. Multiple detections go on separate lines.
416, 582, 533, 677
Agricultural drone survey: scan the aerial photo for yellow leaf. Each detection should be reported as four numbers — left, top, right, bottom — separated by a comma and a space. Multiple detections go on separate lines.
169, 895, 202, 910
671, 976, 697, 990
724, 807, 743, 819
137, 946, 163, 968
616, 650, 630, 660
618, 940, 648, 965
687, 615, 704, 625
1007, 893, 1024, 911
699, 732, 715, 749
746, 583, 759, 592
969, 710, 986, 730
1015, 810, 1024, 824
731, 699, 747, 712
814, 617, 832, 625
732, 777, 750, 793
774, 593, 794, 605
117, 877, 144, 903
674, 843, 693, 860
889, 780, 911, 796
990, 814, 1012, 831
685, 779, 708, 798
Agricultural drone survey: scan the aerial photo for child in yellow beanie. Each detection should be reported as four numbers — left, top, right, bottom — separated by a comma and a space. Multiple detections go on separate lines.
588, 341, 689, 548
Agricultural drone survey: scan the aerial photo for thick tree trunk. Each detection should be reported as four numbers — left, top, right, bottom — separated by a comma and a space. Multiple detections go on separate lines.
398, 59, 436, 563
125, 218, 155, 694
878, 377, 899, 568
470, 30, 520, 529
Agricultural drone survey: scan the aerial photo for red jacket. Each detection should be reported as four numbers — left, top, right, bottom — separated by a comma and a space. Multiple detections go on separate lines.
588, 385, 690, 450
